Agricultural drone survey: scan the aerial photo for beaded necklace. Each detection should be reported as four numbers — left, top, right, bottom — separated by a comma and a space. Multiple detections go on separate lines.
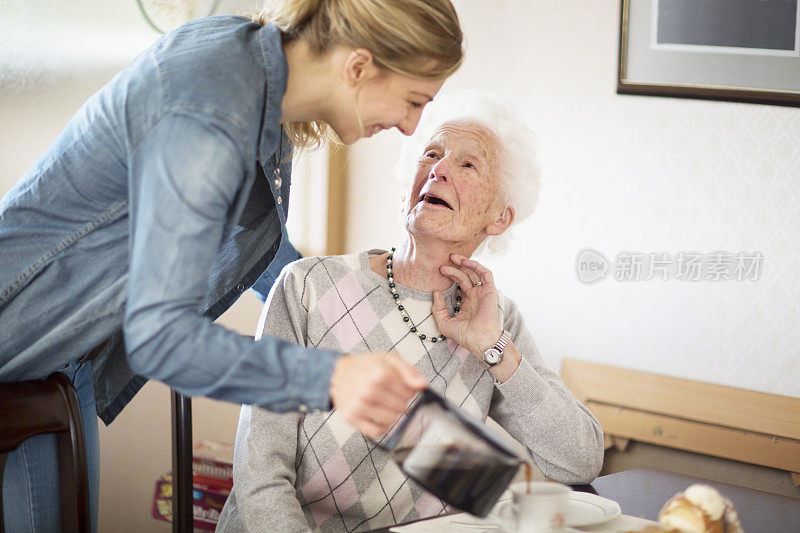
386, 247, 461, 343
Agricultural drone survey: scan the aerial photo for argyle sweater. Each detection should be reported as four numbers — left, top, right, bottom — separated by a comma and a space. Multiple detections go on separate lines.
216, 250, 603, 533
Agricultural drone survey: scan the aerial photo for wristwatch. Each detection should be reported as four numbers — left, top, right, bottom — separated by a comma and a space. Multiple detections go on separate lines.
482, 330, 511, 368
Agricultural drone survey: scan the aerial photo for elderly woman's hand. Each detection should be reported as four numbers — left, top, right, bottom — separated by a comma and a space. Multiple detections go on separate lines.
431, 254, 504, 357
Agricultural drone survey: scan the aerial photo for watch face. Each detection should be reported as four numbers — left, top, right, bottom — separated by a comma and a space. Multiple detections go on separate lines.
484, 348, 501, 365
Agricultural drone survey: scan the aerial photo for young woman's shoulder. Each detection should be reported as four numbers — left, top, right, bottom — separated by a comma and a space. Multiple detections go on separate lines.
148, 17, 284, 129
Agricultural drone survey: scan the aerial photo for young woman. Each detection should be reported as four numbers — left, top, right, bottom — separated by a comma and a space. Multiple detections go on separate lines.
0, 1, 463, 530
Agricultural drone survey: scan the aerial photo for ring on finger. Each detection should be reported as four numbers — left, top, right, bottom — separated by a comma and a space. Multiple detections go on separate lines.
472, 281, 483, 287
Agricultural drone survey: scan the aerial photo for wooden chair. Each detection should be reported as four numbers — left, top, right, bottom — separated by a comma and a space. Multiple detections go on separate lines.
561, 358, 800, 487
0, 373, 90, 533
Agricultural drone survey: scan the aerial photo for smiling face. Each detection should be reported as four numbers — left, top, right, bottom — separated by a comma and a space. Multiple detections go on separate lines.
330, 59, 446, 145
362, 70, 445, 139
402, 121, 513, 248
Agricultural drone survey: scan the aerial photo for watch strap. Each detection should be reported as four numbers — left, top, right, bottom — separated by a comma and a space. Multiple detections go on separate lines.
494, 330, 511, 353
483, 330, 512, 368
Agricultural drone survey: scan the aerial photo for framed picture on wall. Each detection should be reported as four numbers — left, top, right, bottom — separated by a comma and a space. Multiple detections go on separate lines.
618, 0, 800, 107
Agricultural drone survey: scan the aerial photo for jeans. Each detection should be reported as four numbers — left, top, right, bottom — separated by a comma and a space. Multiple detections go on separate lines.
2, 359, 100, 532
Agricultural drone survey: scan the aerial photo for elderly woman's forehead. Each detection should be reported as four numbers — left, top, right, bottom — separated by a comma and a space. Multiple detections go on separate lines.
427, 120, 499, 154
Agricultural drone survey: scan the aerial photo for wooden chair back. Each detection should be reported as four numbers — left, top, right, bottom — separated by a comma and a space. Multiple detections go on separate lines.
561, 358, 800, 486
0, 372, 90, 532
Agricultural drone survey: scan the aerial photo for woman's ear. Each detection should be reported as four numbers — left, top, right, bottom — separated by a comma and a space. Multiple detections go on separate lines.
485, 205, 515, 236
342, 48, 379, 87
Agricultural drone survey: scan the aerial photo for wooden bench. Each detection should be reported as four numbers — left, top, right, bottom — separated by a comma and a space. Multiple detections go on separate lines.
560, 359, 800, 487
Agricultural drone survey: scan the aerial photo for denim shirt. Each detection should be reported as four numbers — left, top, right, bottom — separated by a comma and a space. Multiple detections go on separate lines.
0, 17, 340, 424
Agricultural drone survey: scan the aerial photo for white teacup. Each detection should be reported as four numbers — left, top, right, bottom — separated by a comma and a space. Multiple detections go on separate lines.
495, 481, 571, 533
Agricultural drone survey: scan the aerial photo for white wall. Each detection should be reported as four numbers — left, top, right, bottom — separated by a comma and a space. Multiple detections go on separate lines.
346, 0, 800, 398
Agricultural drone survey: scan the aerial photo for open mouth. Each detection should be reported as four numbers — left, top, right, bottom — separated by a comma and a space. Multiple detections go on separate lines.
419, 194, 453, 210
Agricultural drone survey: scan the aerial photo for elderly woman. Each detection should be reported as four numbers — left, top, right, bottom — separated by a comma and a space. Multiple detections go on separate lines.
216, 92, 604, 533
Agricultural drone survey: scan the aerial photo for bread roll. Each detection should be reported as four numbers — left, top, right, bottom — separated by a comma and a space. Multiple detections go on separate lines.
658, 484, 744, 533
625, 484, 744, 533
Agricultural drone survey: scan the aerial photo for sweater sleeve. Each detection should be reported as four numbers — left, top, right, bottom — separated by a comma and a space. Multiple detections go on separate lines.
488, 296, 604, 484
232, 265, 314, 532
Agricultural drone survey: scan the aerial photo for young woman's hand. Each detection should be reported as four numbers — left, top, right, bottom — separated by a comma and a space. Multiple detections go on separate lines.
431, 254, 503, 357
329, 352, 427, 439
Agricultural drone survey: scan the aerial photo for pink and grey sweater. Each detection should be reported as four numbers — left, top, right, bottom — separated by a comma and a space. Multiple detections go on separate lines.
217, 250, 603, 533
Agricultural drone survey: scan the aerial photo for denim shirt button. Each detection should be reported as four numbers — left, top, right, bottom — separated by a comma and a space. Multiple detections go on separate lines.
276, 196, 282, 205
236, 284, 245, 291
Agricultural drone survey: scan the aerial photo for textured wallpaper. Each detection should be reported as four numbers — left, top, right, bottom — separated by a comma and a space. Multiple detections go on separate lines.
347, 0, 800, 397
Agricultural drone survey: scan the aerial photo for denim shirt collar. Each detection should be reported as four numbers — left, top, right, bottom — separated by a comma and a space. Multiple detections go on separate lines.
252, 23, 289, 163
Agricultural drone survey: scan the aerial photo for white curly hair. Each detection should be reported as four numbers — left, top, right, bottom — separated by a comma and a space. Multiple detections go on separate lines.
394, 90, 542, 255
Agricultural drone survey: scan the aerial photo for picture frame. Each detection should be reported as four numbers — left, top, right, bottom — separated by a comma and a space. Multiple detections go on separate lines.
617, 0, 800, 107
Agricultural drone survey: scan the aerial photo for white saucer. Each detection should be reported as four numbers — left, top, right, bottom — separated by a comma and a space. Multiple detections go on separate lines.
566, 492, 621, 527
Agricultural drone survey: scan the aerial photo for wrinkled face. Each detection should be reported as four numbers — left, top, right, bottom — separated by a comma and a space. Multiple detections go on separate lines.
403, 121, 505, 245
335, 69, 445, 145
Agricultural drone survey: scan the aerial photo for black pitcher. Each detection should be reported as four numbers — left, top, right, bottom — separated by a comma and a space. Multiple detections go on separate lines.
383, 388, 523, 517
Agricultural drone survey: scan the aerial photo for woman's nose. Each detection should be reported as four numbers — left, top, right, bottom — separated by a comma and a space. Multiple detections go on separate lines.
399, 107, 424, 136
429, 158, 450, 182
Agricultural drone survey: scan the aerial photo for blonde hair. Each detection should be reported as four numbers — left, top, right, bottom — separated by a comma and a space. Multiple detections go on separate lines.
252, 0, 463, 149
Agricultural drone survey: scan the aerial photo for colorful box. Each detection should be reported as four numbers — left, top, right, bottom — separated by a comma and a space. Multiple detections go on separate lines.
151, 473, 230, 531
192, 440, 234, 491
